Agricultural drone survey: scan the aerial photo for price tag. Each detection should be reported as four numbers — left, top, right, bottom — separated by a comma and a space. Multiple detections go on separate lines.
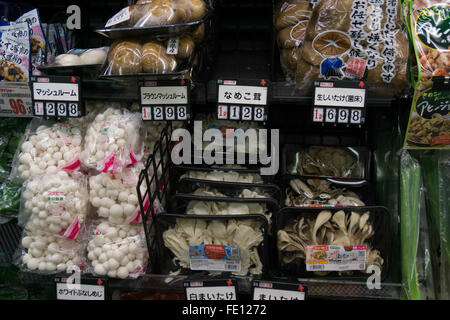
34, 102, 44, 116
177, 106, 187, 120
31, 76, 83, 118
45, 102, 55, 116
217, 105, 228, 119
229, 106, 240, 120
54, 276, 108, 301
184, 279, 237, 300
57, 103, 67, 117
337, 108, 349, 123
313, 107, 324, 122
325, 108, 336, 123
217, 79, 270, 121
306, 245, 367, 272
313, 81, 366, 125
0, 82, 33, 117
241, 106, 253, 120
142, 107, 152, 120
350, 109, 362, 124
140, 80, 190, 121
253, 281, 307, 301
153, 107, 164, 120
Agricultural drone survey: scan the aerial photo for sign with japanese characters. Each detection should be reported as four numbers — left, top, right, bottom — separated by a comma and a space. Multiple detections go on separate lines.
306, 245, 367, 272
404, 86, 450, 149
140, 79, 190, 121
252, 281, 307, 301
184, 279, 237, 301
312, 81, 366, 125
0, 82, 33, 117
217, 79, 269, 121
31, 76, 83, 118
54, 276, 107, 301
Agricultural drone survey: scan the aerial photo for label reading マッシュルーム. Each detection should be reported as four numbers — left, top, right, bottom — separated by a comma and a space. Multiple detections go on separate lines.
306, 245, 366, 272
189, 244, 241, 272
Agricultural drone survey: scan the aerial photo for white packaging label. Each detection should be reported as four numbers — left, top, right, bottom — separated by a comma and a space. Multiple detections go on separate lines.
32, 82, 79, 102
56, 283, 105, 300
189, 244, 241, 272
314, 87, 366, 108
105, 7, 130, 28
253, 288, 305, 300
306, 245, 366, 272
166, 38, 179, 55
218, 85, 268, 105
186, 286, 237, 300
141, 86, 188, 105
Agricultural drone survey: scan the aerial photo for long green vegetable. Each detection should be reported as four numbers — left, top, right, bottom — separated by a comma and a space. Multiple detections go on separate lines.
400, 150, 421, 300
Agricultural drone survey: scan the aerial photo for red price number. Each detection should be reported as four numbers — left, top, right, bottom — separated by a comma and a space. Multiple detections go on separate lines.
9, 99, 27, 115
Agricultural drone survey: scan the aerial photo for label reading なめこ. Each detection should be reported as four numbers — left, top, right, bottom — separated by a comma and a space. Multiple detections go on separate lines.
306, 245, 366, 272
189, 244, 241, 272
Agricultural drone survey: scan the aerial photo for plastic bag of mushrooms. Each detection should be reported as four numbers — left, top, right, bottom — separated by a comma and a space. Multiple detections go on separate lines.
277, 210, 384, 277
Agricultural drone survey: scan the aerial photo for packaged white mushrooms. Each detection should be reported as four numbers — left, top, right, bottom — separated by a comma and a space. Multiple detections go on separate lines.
86, 221, 148, 279
89, 162, 152, 225
80, 107, 144, 174
19, 171, 89, 239
11, 119, 83, 182
17, 230, 85, 274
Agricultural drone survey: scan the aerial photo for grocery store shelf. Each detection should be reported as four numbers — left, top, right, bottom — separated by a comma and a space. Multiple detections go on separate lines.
17, 271, 403, 300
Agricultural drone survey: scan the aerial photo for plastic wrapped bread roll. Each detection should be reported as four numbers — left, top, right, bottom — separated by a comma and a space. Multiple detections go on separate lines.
141, 42, 177, 73
133, 0, 181, 26
80, 107, 144, 174
108, 40, 143, 74
86, 221, 148, 279
89, 162, 152, 225
19, 230, 85, 273
11, 120, 82, 182
19, 171, 89, 239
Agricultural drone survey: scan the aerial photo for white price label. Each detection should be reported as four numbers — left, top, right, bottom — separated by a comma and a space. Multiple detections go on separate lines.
165, 106, 175, 120
350, 109, 363, 124
217, 105, 228, 119
254, 107, 265, 121
33, 82, 79, 102
68, 103, 79, 117
306, 245, 366, 272
153, 107, 164, 120
314, 86, 366, 108
0, 82, 33, 117
57, 103, 67, 117
218, 85, 268, 105
229, 106, 240, 120
141, 86, 188, 105
185, 286, 237, 300
242, 106, 252, 120
34, 102, 44, 116
177, 106, 187, 120
105, 6, 130, 28
337, 108, 349, 123
313, 107, 324, 122
56, 283, 105, 301
253, 287, 305, 301
142, 107, 152, 120
46, 102, 55, 116
166, 38, 179, 55
325, 108, 336, 123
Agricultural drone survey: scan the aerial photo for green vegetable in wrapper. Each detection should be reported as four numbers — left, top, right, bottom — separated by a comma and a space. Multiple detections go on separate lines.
0, 180, 22, 218
400, 150, 421, 300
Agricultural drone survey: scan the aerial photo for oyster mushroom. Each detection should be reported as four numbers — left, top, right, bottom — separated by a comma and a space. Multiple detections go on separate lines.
312, 210, 332, 243
290, 179, 314, 199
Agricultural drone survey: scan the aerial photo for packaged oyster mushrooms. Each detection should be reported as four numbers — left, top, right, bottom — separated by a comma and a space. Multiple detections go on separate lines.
410, 1, 450, 86
156, 214, 267, 276
295, 0, 409, 95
